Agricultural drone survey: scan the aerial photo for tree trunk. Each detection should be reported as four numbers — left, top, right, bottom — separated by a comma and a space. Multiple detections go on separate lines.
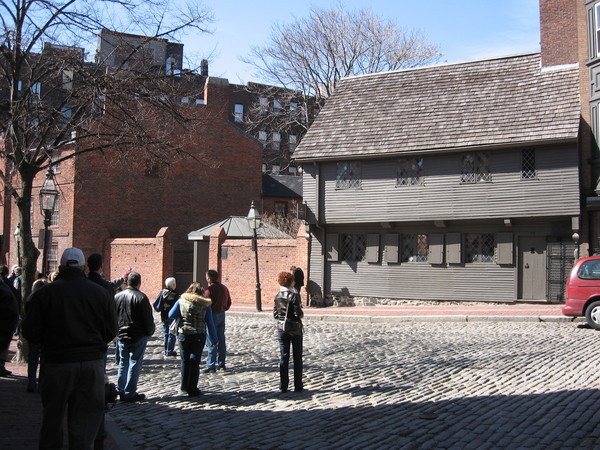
12, 167, 40, 363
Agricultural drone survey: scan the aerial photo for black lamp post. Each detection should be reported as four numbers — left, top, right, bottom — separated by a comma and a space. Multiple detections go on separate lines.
247, 201, 262, 312
13, 223, 21, 266
39, 170, 58, 275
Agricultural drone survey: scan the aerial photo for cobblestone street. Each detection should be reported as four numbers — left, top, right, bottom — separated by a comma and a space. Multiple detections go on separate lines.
106, 315, 600, 449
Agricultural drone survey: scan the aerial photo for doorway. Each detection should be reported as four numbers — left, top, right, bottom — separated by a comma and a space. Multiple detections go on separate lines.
518, 236, 547, 300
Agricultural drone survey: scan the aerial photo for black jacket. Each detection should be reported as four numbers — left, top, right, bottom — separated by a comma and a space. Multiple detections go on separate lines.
153, 288, 179, 321
115, 286, 155, 344
273, 289, 303, 323
21, 268, 117, 363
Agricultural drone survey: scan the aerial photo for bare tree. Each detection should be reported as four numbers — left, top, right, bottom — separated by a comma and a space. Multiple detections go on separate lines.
242, 5, 442, 116
0, 1, 213, 315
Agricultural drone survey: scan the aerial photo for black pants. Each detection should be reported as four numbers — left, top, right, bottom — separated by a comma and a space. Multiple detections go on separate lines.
277, 330, 303, 392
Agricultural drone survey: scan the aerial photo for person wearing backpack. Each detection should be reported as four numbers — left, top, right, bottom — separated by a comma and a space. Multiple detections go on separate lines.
153, 277, 180, 357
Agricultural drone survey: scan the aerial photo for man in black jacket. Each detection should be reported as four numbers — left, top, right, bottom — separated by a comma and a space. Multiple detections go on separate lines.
22, 248, 117, 449
114, 271, 155, 402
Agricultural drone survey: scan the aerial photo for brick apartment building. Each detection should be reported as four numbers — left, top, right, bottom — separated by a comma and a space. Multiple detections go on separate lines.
1, 31, 263, 295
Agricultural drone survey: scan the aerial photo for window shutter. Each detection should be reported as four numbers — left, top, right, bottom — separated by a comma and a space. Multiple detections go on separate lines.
326, 233, 339, 262
429, 233, 444, 264
446, 233, 462, 264
366, 234, 380, 263
496, 232, 514, 265
384, 234, 399, 264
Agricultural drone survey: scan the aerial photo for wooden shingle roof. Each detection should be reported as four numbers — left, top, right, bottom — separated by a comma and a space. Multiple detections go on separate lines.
294, 53, 581, 161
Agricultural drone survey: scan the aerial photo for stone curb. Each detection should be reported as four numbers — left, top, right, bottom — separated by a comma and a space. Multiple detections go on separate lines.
228, 311, 584, 324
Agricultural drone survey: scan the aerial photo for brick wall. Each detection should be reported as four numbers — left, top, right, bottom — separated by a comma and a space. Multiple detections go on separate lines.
539, 0, 581, 67
68, 77, 262, 276
104, 227, 173, 300
207, 226, 309, 307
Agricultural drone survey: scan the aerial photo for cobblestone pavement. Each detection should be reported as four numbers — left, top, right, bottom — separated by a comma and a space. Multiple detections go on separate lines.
106, 316, 600, 449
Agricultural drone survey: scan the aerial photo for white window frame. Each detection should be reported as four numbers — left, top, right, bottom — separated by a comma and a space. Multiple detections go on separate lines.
259, 97, 268, 115
596, 4, 600, 58
289, 134, 297, 153
234, 103, 244, 122
272, 132, 281, 150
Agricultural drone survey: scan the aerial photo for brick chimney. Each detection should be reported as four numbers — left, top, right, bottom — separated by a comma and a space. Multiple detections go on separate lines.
539, 0, 583, 67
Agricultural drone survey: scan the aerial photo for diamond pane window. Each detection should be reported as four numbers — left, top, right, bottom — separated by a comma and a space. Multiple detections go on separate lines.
477, 153, 492, 182
521, 149, 536, 180
461, 154, 477, 183
401, 234, 428, 262
461, 152, 492, 183
336, 161, 361, 189
341, 234, 366, 261
466, 233, 495, 263
397, 158, 424, 186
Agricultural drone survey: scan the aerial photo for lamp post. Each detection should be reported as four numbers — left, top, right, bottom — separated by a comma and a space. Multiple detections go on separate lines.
39, 170, 58, 276
13, 223, 21, 266
572, 232, 580, 261
247, 201, 262, 312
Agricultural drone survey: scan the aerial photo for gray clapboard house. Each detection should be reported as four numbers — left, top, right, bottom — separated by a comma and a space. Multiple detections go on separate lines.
293, 52, 582, 303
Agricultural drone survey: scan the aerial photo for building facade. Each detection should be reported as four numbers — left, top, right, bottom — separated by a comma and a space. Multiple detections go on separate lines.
294, 0, 590, 304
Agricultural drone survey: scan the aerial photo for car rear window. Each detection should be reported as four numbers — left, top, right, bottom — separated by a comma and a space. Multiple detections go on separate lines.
577, 260, 600, 280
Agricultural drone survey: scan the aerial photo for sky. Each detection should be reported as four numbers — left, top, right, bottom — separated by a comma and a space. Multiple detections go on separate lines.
175, 0, 541, 85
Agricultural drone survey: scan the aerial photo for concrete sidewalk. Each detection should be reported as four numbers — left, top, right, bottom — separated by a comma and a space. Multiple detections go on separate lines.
229, 302, 574, 323
0, 302, 581, 449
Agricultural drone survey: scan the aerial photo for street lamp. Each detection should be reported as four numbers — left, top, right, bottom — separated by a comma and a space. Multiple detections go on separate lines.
13, 223, 21, 266
39, 170, 58, 275
572, 232, 580, 261
247, 201, 262, 312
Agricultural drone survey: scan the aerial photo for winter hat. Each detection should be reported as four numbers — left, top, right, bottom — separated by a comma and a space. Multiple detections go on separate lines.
60, 247, 85, 268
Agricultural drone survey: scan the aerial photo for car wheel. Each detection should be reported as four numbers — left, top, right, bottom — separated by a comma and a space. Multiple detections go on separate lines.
585, 300, 600, 330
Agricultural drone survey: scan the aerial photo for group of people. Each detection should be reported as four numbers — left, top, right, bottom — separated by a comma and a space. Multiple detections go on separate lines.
1, 245, 306, 448
152, 269, 232, 397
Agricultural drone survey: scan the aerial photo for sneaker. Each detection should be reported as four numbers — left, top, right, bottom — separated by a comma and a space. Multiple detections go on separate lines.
217, 365, 226, 371
165, 351, 178, 357
121, 393, 145, 403
203, 367, 216, 374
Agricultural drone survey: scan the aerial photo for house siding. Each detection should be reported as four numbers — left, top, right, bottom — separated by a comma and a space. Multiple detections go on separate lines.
312, 144, 579, 224
308, 219, 572, 303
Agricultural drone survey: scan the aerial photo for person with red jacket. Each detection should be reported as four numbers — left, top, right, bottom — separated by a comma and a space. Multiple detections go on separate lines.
203, 270, 231, 373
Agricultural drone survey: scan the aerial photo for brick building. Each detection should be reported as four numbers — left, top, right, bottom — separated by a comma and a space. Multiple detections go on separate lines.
1, 32, 263, 296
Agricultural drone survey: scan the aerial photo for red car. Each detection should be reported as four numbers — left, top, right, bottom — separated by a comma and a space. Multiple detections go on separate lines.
563, 256, 600, 329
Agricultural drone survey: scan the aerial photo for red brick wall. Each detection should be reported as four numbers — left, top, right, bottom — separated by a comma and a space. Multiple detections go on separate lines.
68, 77, 262, 276
104, 227, 173, 300
539, 0, 581, 67
208, 227, 309, 306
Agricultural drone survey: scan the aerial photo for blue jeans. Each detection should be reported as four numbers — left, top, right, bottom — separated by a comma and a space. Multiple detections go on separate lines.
178, 333, 206, 395
278, 330, 303, 392
206, 312, 226, 368
117, 337, 148, 398
161, 319, 177, 354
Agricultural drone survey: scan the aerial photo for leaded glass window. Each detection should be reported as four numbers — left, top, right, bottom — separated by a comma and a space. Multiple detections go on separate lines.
401, 234, 428, 262
397, 157, 424, 186
521, 149, 536, 180
461, 152, 491, 183
341, 234, 366, 261
465, 233, 495, 263
336, 161, 361, 189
